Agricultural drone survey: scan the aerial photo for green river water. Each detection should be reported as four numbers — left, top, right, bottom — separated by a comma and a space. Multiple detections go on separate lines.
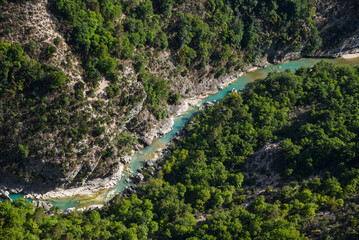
7, 57, 359, 210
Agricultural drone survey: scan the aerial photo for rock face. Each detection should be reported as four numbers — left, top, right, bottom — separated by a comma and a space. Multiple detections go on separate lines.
0, 0, 83, 79
313, 0, 359, 57
242, 142, 283, 189
204, 101, 214, 108
0, 0, 145, 192
140, 117, 175, 146
124, 186, 136, 195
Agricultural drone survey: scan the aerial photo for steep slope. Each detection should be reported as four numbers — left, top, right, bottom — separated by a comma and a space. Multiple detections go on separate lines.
2, 62, 359, 240
1, 0, 359, 196
0, 0, 146, 191
314, 0, 359, 56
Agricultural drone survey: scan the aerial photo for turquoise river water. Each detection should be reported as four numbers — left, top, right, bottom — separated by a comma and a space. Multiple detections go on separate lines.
6, 57, 359, 210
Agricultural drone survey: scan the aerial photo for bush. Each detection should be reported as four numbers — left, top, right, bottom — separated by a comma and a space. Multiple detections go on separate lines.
25, 41, 37, 53
48, 70, 67, 90
46, 45, 57, 58
54, 36, 62, 46
17, 144, 29, 158
168, 92, 180, 105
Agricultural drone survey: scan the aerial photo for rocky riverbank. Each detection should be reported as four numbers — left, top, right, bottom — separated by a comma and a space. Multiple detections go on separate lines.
3, 52, 359, 204
0, 61, 265, 204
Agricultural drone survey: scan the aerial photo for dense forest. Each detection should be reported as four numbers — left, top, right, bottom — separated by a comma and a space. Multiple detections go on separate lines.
2, 0, 359, 239
1, 62, 359, 239
50, 0, 321, 73
0, 0, 334, 187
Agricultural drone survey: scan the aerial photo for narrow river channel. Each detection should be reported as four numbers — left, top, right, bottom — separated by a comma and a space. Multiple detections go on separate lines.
8, 57, 359, 210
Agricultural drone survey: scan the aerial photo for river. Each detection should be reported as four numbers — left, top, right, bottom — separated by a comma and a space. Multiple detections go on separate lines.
7, 57, 359, 210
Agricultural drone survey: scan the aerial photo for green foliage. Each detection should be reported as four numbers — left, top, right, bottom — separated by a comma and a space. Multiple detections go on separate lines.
54, 36, 62, 46
47, 70, 67, 90
17, 144, 29, 158
179, 45, 197, 66
139, 72, 168, 120
1, 0, 357, 238
168, 92, 180, 105
2, 63, 359, 240
25, 41, 37, 54
0, 43, 67, 96
46, 45, 57, 59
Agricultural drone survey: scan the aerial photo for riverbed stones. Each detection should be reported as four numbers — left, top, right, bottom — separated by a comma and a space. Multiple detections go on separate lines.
230, 88, 237, 93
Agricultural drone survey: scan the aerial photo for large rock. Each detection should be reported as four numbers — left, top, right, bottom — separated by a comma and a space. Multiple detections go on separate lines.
0, 190, 12, 201
145, 160, 155, 167
124, 186, 136, 195
134, 173, 144, 183
33, 200, 53, 211
120, 156, 131, 164
204, 101, 214, 108
64, 207, 75, 214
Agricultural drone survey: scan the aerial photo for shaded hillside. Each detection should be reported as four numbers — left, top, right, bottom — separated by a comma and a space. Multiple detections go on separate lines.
314, 0, 359, 56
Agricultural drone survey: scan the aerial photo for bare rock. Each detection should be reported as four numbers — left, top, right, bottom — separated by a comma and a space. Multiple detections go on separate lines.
145, 160, 155, 167
120, 156, 131, 164
64, 207, 75, 214
134, 173, 144, 183
88, 205, 104, 211
0, 190, 12, 201
204, 101, 214, 107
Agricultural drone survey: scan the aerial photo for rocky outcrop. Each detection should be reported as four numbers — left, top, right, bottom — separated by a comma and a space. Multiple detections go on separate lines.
139, 117, 175, 146
242, 141, 283, 189
33, 200, 53, 211
134, 173, 144, 183
64, 207, 75, 214
87, 205, 104, 211
120, 156, 132, 164
0, 190, 11, 201
145, 160, 155, 167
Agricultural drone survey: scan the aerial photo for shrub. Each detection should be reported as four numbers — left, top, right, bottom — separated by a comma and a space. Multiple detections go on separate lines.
18, 144, 29, 159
